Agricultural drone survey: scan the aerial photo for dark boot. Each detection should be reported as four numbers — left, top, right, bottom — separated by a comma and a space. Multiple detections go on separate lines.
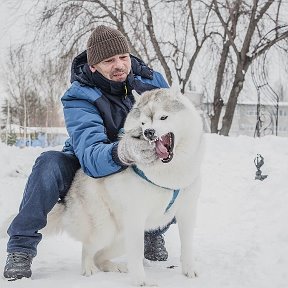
144, 233, 168, 261
3, 252, 33, 280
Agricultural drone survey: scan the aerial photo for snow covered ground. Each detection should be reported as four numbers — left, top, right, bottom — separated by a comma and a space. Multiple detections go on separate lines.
0, 134, 287, 288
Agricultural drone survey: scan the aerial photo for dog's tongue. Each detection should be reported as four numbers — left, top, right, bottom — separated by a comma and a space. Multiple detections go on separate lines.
155, 139, 169, 159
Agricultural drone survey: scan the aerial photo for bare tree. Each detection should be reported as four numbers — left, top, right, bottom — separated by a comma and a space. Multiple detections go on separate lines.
35, 57, 68, 127
209, 0, 288, 135
1, 44, 66, 131
3, 45, 33, 139
33, 0, 214, 92
6, 0, 288, 137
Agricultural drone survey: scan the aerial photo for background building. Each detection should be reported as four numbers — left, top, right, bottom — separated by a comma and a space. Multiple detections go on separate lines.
186, 91, 288, 137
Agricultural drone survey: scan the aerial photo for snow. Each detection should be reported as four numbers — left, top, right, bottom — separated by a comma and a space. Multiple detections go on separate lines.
0, 134, 288, 288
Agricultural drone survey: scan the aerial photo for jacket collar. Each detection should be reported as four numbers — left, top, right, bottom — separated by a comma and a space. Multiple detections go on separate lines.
82, 64, 130, 96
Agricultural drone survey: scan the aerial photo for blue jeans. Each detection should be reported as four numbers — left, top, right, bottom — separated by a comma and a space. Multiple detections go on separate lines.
7, 151, 80, 257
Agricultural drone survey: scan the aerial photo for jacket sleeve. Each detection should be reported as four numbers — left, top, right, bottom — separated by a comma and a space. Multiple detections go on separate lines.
153, 71, 170, 88
62, 87, 126, 178
138, 70, 170, 89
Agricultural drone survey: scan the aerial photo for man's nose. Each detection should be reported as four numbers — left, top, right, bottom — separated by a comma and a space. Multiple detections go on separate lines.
114, 58, 124, 68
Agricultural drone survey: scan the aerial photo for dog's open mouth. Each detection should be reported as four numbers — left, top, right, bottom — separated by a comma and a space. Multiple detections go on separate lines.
155, 132, 174, 163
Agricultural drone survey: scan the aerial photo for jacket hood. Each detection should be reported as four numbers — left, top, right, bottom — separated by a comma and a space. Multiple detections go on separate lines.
70, 50, 154, 87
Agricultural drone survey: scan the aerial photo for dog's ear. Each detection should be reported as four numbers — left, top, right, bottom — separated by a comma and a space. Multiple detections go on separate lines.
132, 90, 141, 102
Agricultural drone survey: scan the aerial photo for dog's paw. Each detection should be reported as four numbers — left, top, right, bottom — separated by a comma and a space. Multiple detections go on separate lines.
182, 263, 198, 278
81, 263, 99, 276
97, 260, 128, 273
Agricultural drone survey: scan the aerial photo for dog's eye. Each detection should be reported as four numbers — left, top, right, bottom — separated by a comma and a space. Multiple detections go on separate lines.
141, 122, 145, 125
160, 116, 168, 120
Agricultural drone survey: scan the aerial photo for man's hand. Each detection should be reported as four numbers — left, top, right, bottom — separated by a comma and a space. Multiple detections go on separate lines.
117, 134, 158, 165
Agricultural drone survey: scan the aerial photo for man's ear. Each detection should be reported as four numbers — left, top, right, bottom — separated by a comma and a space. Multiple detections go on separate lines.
89, 65, 97, 73
132, 90, 141, 102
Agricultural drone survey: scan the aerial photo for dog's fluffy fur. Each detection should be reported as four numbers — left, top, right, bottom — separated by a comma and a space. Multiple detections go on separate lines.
45, 88, 204, 285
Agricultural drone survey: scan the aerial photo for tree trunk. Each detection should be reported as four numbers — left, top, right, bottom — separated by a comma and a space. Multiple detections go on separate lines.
143, 0, 172, 85
219, 88, 239, 136
219, 67, 245, 136
210, 41, 230, 133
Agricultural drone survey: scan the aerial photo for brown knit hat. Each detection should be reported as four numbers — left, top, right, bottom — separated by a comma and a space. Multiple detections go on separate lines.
87, 25, 130, 66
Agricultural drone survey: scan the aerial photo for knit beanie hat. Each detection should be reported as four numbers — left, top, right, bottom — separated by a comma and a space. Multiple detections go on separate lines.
87, 25, 130, 66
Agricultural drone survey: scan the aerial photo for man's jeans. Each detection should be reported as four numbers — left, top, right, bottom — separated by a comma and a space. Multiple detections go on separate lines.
6, 151, 80, 257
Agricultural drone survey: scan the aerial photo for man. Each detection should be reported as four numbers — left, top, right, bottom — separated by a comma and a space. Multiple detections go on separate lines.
3, 25, 170, 281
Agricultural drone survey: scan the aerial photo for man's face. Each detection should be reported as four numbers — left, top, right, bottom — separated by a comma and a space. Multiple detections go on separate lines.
90, 53, 131, 82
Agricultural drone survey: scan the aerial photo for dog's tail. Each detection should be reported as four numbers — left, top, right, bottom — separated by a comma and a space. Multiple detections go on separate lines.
41, 203, 65, 236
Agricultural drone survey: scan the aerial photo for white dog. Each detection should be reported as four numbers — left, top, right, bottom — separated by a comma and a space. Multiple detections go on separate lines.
45, 88, 204, 286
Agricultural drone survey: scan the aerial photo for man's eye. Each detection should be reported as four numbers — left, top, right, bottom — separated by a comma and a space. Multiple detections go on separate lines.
160, 116, 168, 120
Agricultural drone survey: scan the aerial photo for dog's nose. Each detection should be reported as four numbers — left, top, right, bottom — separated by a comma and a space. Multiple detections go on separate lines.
144, 129, 156, 140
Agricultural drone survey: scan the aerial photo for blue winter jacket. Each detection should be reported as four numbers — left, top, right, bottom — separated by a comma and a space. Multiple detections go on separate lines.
61, 51, 169, 178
